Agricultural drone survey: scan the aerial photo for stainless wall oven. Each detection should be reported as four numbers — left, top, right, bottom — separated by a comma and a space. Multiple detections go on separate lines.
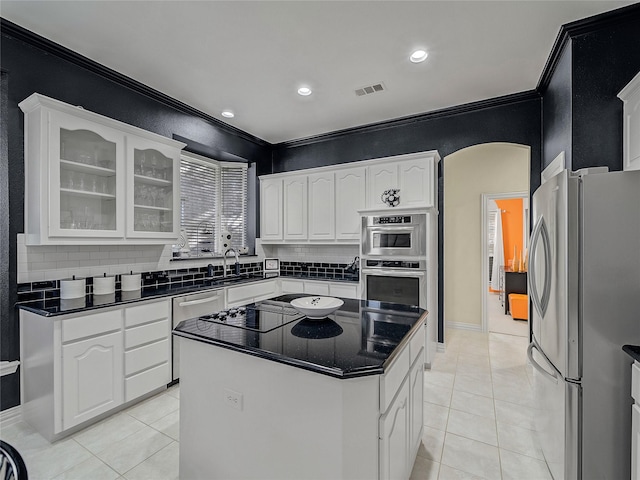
361, 214, 426, 258
361, 260, 427, 309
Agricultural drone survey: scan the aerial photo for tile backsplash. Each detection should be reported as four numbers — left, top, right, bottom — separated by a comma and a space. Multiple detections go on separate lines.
17, 235, 360, 285
17, 234, 174, 283
261, 244, 359, 265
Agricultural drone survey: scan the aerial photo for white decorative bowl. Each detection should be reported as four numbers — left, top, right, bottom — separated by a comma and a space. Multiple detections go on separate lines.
290, 296, 344, 319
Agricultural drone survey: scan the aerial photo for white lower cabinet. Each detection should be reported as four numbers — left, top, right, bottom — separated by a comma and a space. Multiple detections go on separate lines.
328, 282, 358, 299
409, 348, 425, 459
123, 299, 171, 402
379, 379, 410, 480
226, 279, 278, 307
20, 298, 171, 441
304, 281, 330, 296
279, 278, 359, 299
62, 330, 123, 430
379, 326, 425, 480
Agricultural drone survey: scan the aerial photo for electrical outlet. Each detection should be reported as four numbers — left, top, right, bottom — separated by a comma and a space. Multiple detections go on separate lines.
224, 388, 243, 411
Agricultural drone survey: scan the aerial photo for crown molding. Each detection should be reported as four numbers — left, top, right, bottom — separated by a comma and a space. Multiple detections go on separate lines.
276, 90, 541, 149
0, 18, 269, 148
537, 3, 640, 92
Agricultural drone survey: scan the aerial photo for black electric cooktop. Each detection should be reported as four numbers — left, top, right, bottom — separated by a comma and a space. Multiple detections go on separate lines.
197, 299, 304, 333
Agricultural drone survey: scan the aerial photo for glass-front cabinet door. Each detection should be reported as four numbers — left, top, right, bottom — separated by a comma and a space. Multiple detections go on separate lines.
126, 135, 180, 239
49, 112, 126, 238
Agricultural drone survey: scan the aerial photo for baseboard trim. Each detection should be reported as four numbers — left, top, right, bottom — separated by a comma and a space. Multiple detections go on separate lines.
446, 322, 483, 332
437, 342, 446, 353
0, 405, 21, 428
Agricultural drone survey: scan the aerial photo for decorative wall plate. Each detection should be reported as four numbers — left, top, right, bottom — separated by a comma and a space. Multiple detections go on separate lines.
381, 189, 400, 207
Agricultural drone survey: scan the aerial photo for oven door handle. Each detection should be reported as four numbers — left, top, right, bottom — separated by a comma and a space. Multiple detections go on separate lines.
368, 226, 415, 232
362, 268, 425, 277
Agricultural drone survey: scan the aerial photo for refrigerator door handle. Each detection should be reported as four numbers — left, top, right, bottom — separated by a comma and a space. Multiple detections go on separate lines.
529, 216, 552, 318
527, 341, 559, 384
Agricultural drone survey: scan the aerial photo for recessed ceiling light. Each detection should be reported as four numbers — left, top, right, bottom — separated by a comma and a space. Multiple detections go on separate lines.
297, 87, 312, 96
409, 50, 428, 63
221, 110, 235, 118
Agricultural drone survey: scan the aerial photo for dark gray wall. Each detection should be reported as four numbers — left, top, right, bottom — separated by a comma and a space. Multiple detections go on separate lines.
0, 22, 271, 410
571, 18, 640, 171
542, 41, 573, 170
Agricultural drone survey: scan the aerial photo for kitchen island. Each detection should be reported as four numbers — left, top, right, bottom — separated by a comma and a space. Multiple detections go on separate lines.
173, 294, 427, 480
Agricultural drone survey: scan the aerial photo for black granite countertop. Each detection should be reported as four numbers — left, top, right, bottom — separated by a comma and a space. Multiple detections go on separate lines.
623, 345, 640, 362
17, 274, 358, 317
173, 294, 426, 379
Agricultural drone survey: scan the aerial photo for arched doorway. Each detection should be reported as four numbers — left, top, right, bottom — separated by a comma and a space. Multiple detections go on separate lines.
443, 143, 530, 337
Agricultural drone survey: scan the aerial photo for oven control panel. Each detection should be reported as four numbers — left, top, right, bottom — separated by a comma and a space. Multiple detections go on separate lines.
365, 259, 423, 269
373, 215, 412, 225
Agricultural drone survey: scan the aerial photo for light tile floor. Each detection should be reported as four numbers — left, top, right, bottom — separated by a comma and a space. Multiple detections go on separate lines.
410, 329, 550, 480
1, 329, 548, 480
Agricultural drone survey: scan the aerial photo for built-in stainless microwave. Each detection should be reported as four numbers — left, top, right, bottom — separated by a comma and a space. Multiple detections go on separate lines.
361, 213, 426, 257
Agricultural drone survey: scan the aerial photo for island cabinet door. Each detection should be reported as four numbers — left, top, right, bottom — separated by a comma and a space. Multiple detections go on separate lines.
409, 349, 425, 459
379, 378, 410, 480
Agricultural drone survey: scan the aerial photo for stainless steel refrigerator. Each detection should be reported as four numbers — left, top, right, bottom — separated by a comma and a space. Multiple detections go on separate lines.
527, 168, 640, 480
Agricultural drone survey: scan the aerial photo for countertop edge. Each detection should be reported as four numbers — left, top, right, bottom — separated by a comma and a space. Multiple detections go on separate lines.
622, 344, 640, 362
17, 274, 359, 317
172, 329, 384, 379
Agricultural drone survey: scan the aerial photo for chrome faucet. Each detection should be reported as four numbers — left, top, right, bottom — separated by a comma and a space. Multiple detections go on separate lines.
223, 248, 240, 277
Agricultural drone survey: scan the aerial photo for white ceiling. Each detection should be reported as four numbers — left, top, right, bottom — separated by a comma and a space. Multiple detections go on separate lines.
1, 1, 635, 144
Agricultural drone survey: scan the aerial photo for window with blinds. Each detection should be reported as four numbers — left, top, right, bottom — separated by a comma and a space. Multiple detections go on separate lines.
178, 152, 247, 255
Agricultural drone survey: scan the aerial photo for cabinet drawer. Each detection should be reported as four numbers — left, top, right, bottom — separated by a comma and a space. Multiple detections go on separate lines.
125, 319, 169, 349
125, 339, 169, 376
305, 281, 329, 296
409, 326, 426, 366
281, 279, 304, 294
125, 362, 170, 402
62, 309, 122, 343
380, 344, 411, 413
632, 361, 640, 403
329, 283, 358, 299
227, 280, 277, 304
124, 300, 169, 328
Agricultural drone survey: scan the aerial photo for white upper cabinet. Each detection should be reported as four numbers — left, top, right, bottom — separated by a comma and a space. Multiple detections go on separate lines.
308, 172, 335, 240
367, 163, 397, 210
399, 156, 436, 208
335, 166, 367, 240
283, 175, 308, 240
19, 93, 185, 245
126, 135, 180, 240
260, 177, 283, 241
48, 111, 126, 240
367, 153, 438, 210
259, 151, 439, 244
619, 71, 640, 172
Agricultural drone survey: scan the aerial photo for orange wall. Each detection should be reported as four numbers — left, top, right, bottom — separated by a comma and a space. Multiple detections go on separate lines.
496, 198, 524, 269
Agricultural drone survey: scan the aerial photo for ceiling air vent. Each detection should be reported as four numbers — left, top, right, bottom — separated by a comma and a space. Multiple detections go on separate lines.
355, 82, 386, 97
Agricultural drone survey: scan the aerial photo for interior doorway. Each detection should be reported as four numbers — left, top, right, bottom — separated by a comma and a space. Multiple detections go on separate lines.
481, 192, 529, 336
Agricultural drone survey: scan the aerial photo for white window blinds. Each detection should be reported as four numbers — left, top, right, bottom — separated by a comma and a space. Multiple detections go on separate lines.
179, 152, 247, 255
220, 164, 247, 249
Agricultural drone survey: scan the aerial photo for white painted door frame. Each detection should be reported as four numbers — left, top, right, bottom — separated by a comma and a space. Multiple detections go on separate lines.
480, 191, 528, 333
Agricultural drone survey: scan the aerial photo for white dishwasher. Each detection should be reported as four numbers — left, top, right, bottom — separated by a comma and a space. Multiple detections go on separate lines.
172, 288, 224, 381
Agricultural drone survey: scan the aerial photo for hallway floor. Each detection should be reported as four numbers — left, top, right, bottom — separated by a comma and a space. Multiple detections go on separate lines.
1, 329, 547, 480
410, 329, 549, 479
487, 291, 528, 338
